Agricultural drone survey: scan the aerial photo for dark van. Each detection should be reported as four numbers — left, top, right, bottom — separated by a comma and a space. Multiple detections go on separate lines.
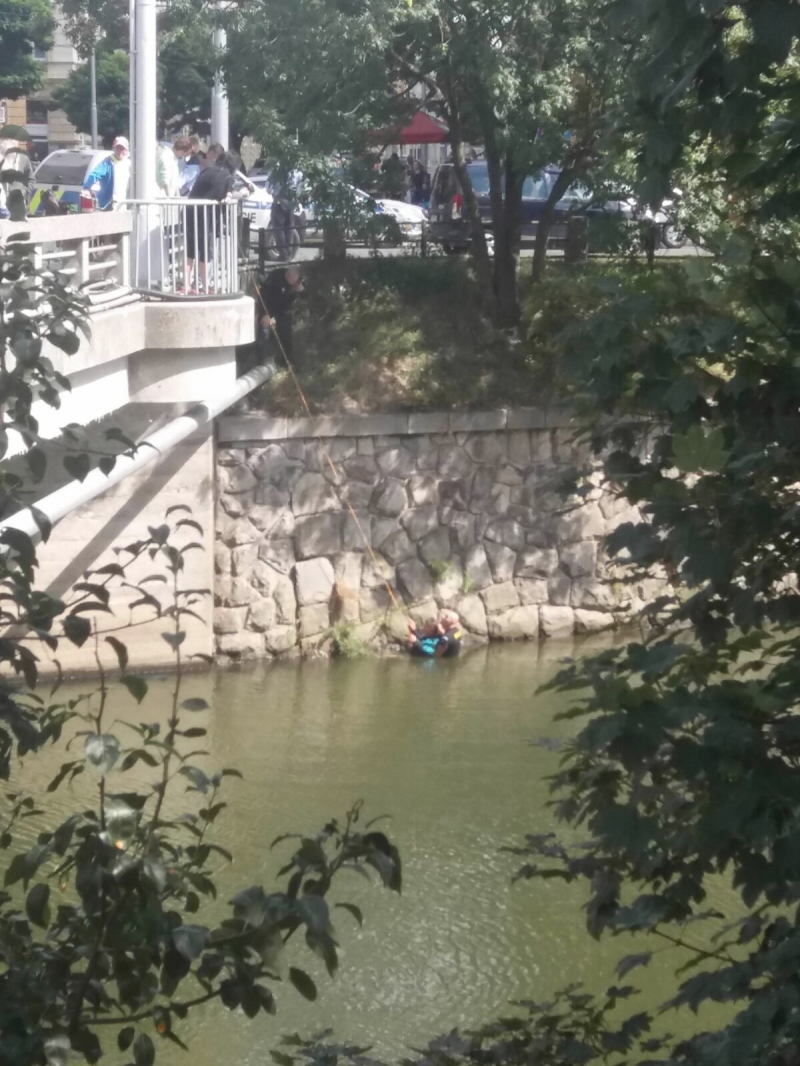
427, 160, 635, 252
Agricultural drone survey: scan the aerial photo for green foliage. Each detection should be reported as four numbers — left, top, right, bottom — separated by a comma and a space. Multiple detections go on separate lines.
52, 50, 130, 144
427, 559, 452, 584
327, 621, 368, 659
0, 0, 54, 98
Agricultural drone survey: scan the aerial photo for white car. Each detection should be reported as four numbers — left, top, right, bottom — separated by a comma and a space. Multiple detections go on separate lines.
372, 196, 427, 241
233, 172, 273, 236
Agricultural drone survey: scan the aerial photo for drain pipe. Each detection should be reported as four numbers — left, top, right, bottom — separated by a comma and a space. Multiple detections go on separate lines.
0, 363, 274, 545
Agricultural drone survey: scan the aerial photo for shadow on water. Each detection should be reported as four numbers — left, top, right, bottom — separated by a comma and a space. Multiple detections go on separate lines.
17, 641, 739, 1060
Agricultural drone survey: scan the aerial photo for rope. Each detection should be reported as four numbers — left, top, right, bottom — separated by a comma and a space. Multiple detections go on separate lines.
247, 267, 403, 614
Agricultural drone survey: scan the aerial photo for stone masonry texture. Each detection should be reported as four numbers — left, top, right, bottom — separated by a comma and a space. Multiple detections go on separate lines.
214, 410, 666, 660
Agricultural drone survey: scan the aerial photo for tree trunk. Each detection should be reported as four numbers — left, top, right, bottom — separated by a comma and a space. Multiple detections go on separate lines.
531, 167, 576, 282
322, 221, 347, 261
448, 139, 494, 315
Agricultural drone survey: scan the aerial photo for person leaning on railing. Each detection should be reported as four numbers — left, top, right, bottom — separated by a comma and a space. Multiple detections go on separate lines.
183, 150, 236, 295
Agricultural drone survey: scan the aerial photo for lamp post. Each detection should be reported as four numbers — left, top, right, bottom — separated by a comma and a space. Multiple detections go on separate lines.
89, 46, 98, 149
210, 16, 229, 149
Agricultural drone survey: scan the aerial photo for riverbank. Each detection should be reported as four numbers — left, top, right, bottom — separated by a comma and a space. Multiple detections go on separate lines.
215, 406, 669, 661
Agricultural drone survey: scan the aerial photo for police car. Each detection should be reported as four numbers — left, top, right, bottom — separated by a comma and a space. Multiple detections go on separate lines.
29, 147, 112, 215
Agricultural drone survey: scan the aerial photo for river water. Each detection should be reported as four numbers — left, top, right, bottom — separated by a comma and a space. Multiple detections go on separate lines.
16, 641, 736, 1062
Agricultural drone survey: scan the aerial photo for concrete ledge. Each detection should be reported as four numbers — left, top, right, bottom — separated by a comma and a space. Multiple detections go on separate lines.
218, 406, 576, 443
0, 212, 132, 243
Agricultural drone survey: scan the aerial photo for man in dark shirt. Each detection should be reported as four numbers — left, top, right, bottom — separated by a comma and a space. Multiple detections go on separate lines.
258, 267, 304, 359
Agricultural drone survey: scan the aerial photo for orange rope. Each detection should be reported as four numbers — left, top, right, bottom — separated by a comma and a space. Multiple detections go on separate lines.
249, 269, 403, 613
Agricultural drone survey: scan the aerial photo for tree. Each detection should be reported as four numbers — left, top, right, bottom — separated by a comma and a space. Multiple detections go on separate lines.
51, 49, 130, 144
0, 0, 54, 99
224, 0, 628, 325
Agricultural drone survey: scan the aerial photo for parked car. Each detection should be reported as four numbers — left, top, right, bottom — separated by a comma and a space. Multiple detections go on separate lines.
427, 161, 642, 252
29, 148, 111, 216
304, 187, 426, 244
234, 171, 273, 237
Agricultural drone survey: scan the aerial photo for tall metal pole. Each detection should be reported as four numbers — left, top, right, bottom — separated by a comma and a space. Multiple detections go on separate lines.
133, 0, 157, 198
128, 0, 135, 157
89, 47, 98, 148
210, 23, 229, 149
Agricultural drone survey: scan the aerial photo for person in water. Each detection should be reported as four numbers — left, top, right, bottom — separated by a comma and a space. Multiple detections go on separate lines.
407, 617, 443, 657
406, 611, 463, 658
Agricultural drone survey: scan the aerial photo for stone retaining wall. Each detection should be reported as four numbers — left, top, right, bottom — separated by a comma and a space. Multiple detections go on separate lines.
214, 409, 666, 659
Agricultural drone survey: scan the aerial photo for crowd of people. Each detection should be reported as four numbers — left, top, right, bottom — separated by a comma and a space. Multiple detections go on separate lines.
406, 610, 463, 659
378, 152, 432, 205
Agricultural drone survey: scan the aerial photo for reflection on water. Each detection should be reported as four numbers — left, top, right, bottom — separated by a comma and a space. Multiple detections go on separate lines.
14, 642, 738, 1061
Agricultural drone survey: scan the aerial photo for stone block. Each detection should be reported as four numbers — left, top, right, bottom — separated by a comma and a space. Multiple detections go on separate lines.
440, 479, 469, 511
489, 484, 512, 516
549, 503, 606, 543
333, 551, 363, 591
376, 446, 416, 478
273, 576, 297, 625
247, 598, 277, 632
507, 431, 531, 468
408, 599, 440, 627
548, 571, 572, 606
516, 554, 558, 579
506, 408, 548, 430
217, 631, 263, 658
457, 593, 488, 635
471, 466, 495, 502
326, 438, 357, 463
540, 605, 575, 638
294, 514, 342, 560
495, 463, 524, 487
484, 518, 525, 551
433, 557, 463, 606
416, 437, 439, 470
408, 474, 439, 507
560, 540, 597, 579
292, 472, 339, 516
232, 543, 258, 578
294, 556, 335, 607
299, 603, 331, 639
217, 512, 259, 547
214, 606, 247, 634
220, 578, 257, 607
217, 448, 245, 467
343, 454, 380, 483
488, 605, 540, 640
530, 431, 554, 464
218, 417, 288, 443
220, 492, 250, 519
408, 411, 449, 434
481, 581, 520, 615
214, 543, 231, 575
357, 437, 375, 455
381, 530, 417, 565
449, 410, 507, 432
343, 511, 372, 551
372, 516, 400, 548
514, 578, 549, 605
446, 510, 475, 551
248, 443, 288, 478
397, 558, 434, 603
464, 434, 505, 464
249, 505, 295, 538
438, 444, 473, 479
419, 528, 451, 566
282, 440, 305, 460
360, 587, 392, 622
463, 544, 492, 591
402, 505, 439, 542
571, 579, 617, 611
361, 554, 394, 589
371, 479, 407, 517
257, 539, 295, 575
339, 480, 375, 510
574, 609, 615, 633
253, 484, 291, 508
265, 626, 297, 654
220, 464, 257, 494
485, 542, 517, 583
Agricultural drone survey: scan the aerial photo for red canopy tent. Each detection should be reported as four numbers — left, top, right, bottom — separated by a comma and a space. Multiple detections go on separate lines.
369, 110, 448, 145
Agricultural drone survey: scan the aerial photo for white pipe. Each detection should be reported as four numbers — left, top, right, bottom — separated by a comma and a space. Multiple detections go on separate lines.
0, 364, 273, 545
211, 24, 229, 149
134, 0, 157, 199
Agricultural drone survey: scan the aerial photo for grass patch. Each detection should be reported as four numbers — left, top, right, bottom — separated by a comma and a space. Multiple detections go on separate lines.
249, 256, 709, 415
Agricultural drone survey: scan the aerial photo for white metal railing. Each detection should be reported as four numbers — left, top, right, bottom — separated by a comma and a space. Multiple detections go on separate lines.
126, 198, 241, 297
0, 213, 132, 308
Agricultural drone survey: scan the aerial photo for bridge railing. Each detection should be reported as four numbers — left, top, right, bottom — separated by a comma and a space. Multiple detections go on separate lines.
0, 212, 132, 309
125, 198, 241, 298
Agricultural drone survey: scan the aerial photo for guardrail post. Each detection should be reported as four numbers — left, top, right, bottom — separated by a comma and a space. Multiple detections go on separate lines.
78, 238, 90, 286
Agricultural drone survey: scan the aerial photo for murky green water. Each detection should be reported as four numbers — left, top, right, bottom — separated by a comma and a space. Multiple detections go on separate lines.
14, 642, 737, 1061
